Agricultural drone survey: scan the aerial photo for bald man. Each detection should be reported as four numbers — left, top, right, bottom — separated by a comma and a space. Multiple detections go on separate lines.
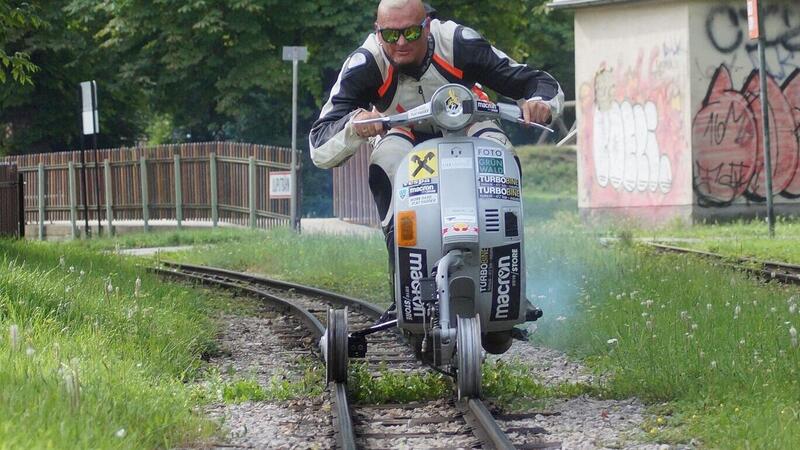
311, 0, 562, 220
310, 0, 563, 302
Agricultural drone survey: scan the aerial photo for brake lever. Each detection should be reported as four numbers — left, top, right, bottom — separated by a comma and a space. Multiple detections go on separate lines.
516, 119, 555, 133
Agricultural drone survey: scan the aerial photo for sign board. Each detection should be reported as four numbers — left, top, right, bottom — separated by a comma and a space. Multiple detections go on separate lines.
282, 46, 308, 62
747, 0, 760, 40
269, 171, 292, 199
80, 81, 99, 135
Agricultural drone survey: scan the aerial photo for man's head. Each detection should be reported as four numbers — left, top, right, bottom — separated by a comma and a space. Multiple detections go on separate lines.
376, 0, 430, 70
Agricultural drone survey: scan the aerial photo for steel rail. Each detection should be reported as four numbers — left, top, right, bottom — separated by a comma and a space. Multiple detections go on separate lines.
647, 243, 800, 285
152, 265, 357, 450
156, 261, 527, 449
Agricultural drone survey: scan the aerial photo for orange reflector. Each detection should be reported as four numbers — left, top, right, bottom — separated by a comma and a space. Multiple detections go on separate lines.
397, 210, 417, 247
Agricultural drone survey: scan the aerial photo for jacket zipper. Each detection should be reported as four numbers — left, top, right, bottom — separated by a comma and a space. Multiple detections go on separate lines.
418, 86, 426, 102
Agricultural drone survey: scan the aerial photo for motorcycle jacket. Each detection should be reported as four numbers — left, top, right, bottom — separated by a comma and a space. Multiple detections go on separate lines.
309, 19, 565, 169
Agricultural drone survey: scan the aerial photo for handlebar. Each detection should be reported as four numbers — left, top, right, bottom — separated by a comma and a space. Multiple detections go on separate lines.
353, 84, 554, 134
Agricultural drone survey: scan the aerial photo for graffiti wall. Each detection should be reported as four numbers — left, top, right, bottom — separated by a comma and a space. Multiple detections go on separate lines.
575, 1, 693, 211
691, 2, 800, 209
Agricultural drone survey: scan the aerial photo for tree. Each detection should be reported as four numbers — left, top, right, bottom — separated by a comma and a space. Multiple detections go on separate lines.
0, 1, 40, 85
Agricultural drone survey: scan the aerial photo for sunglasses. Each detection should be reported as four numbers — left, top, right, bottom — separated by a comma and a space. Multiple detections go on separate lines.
377, 18, 429, 44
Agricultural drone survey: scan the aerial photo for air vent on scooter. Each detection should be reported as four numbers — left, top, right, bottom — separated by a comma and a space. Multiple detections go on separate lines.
485, 209, 500, 232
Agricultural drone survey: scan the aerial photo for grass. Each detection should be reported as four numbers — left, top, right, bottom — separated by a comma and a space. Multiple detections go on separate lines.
0, 239, 225, 449
71, 228, 260, 253
167, 227, 393, 307
516, 145, 578, 222
526, 216, 800, 448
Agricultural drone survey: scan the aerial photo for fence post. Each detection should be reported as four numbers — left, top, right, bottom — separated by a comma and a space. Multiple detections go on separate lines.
37, 163, 45, 241
68, 162, 78, 239
104, 159, 114, 235
174, 153, 183, 230
18, 172, 24, 238
210, 152, 218, 227
140, 156, 149, 233
249, 156, 256, 229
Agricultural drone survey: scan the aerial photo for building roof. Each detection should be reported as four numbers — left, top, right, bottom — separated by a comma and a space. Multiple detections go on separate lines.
548, 0, 650, 10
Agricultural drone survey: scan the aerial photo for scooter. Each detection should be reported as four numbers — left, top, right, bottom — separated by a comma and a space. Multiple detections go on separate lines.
323, 83, 547, 399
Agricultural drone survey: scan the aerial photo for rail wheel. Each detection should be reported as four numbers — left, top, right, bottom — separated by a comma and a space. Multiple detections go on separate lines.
325, 308, 349, 384
456, 315, 482, 400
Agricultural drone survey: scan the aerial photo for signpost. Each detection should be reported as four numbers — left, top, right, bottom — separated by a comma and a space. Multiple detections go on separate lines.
282, 46, 308, 231
79, 81, 100, 237
748, 0, 775, 237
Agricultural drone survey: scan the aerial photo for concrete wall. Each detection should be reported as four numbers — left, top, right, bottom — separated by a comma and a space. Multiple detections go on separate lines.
575, 1, 694, 222
689, 1, 800, 219
574, 0, 800, 222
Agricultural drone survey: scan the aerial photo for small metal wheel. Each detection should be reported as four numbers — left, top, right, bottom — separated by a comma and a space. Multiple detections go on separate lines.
325, 308, 349, 384
456, 315, 482, 400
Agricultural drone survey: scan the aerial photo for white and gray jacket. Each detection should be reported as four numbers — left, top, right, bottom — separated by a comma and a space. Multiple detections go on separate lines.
309, 19, 565, 169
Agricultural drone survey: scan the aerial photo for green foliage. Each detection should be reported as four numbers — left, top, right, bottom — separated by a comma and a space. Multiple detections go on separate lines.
483, 360, 600, 410
348, 362, 451, 404
0, 239, 223, 448
0, 1, 41, 85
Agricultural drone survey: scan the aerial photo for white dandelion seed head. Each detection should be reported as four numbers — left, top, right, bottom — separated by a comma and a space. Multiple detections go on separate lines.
711, 360, 717, 368
646, 320, 653, 330
25, 346, 35, 356
680, 311, 689, 321
9, 324, 19, 350
59, 256, 65, 267
790, 326, 798, 340
607, 338, 619, 345
707, 304, 713, 311
642, 312, 649, 318
691, 323, 698, 331
115, 428, 126, 438
739, 338, 746, 346
790, 304, 798, 315
69, 266, 75, 273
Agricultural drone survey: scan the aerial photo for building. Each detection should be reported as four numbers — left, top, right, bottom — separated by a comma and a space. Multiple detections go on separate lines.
550, 0, 800, 222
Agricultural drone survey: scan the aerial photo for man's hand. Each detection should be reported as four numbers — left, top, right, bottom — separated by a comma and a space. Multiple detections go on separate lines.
520, 99, 552, 126
352, 109, 385, 138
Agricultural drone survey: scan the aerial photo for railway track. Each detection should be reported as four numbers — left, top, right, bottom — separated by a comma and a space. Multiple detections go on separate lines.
155, 261, 560, 449
647, 243, 800, 284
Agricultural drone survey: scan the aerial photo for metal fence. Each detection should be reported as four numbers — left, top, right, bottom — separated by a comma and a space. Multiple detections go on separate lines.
2, 142, 293, 238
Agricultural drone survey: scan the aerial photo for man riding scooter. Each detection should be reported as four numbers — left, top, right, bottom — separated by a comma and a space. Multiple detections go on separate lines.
309, 0, 563, 327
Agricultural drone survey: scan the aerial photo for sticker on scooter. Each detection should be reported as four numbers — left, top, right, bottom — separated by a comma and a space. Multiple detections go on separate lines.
409, 150, 438, 180
398, 248, 428, 323
490, 243, 521, 321
477, 155, 504, 175
409, 194, 438, 207
440, 157, 473, 170
479, 248, 492, 293
478, 184, 520, 201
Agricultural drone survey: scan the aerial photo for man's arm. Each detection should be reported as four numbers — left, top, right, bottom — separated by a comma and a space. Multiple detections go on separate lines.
453, 26, 565, 120
309, 50, 383, 169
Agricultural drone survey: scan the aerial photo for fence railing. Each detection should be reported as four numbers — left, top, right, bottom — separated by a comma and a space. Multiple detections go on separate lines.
332, 144, 381, 227
2, 142, 293, 238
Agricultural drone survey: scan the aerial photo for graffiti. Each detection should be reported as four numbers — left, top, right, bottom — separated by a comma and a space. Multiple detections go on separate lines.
693, 65, 800, 207
705, 4, 800, 82
581, 47, 685, 207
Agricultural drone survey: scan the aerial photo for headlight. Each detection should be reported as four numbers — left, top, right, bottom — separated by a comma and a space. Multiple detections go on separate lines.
430, 84, 474, 131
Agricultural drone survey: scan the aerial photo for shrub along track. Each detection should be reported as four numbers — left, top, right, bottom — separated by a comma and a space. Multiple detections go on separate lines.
155, 261, 561, 449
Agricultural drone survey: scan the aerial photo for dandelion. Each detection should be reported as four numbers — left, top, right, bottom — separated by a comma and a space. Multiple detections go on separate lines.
644, 299, 654, 308
646, 320, 653, 330
753, 300, 758, 307
680, 311, 689, 322
106, 281, 114, 294
134, 277, 142, 298
79, 270, 85, 277
115, 428, 126, 438
707, 304, 713, 311
25, 346, 35, 357
771, 307, 778, 313
641, 312, 649, 318
607, 338, 619, 345
700, 351, 705, 359
790, 326, 798, 348
739, 338, 746, 346
59, 256, 65, 268
691, 323, 698, 331
9, 324, 19, 351
734, 305, 741, 319
69, 266, 75, 273
711, 360, 717, 369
